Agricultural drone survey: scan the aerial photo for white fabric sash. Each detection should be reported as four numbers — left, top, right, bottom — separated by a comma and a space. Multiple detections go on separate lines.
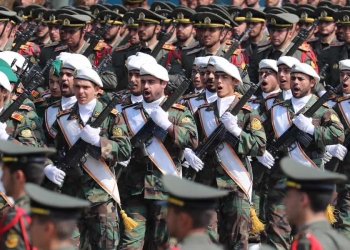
198, 107, 252, 201
271, 105, 316, 167
57, 114, 121, 205
188, 97, 206, 114
123, 106, 180, 177
45, 106, 59, 137
265, 97, 276, 111
339, 100, 350, 129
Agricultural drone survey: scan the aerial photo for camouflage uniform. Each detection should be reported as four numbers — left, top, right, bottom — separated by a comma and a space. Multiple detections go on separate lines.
0, 195, 31, 250
120, 101, 198, 250
265, 95, 345, 250
194, 95, 267, 249
50, 100, 131, 249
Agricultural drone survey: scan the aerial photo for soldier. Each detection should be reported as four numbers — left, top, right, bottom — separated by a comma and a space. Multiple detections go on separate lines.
308, 5, 338, 70
240, 8, 268, 59
295, 4, 317, 38
115, 52, 156, 113
0, 10, 22, 51
228, 7, 248, 40
265, 63, 345, 249
248, 12, 318, 83
119, 62, 198, 250
276, 56, 301, 102
192, 56, 267, 249
96, 10, 124, 49
34, 59, 62, 119
0, 141, 56, 250
43, 67, 131, 249
163, 175, 228, 250
322, 59, 350, 240
31, 8, 51, 47
43, 10, 61, 43
26, 183, 90, 250
277, 157, 349, 249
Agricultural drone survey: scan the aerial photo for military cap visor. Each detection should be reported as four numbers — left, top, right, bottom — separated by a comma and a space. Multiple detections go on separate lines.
266, 13, 299, 29
90, 4, 110, 17
227, 7, 245, 23
162, 175, 228, 210
150, 2, 173, 12
316, 6, 335, 22
0, 11, 20, 24
211, 9, 238, 28
23, 4, 43, 18
297, 6, 317, 23
58, 14, 91, 30
195, 12, 231, 28
31, 8, 46, 21
0, 140, 55, 164
97, 10, 123, 25
240, 8, 266, 23
108, 5, 128, 16
26, 183, 90, 219
133, 8, 166, 24
123, 12, 138, 27
336, 11, 350, 26
275, 158, 347, 191
169, 7, 196, 24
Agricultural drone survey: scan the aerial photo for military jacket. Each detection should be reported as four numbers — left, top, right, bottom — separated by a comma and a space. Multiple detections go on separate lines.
194, 95, 266, 191
34, 95, 61, 120
177, 233, 224, 250
51, 100, 131, 204
3, 101, 46, 147
291, 220, 349, 250
269, 95, 344, 168
122, 101, 198, 200
241, 32, 269, 59
249, 91, 281, 123
0, 195, 31, 250
180, 91, 206, 115
308, 36, 338, 70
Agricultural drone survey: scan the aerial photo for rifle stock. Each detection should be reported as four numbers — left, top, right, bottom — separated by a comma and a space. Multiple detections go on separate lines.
223, 27, 251, 60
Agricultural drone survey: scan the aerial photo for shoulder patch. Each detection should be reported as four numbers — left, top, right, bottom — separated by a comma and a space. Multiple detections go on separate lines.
19, 105, 33, 111
31, 90, 40, 98
110, 108, 119, 115
172, 103, 186, 110
162, 43, 176, 50
57, 109, 72, 117
11, 113, 24, 122
44, 41, 59, 47
54, 45, 68, 52
330, 41, 345, 47
242, 104, 252, 111
33, 97, 46, 103
186, 47, 203, 56
272, 99, 289, 108
115, 43, 131, 51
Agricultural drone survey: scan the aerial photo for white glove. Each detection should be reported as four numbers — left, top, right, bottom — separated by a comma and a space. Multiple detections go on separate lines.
256, 151, 275, 169
183, 148, 204, 172
119, 158, 130, 167
325, 144, 348, 161
44, 164, 66, 185
80, 125, 101, 147
0, 122, 9, 140
323, 152, 333, 163
292, 114, 315, 135
220, 112, 242, 137
149, 106, 172, 130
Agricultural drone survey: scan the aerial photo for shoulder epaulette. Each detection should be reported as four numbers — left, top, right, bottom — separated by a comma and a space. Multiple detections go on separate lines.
298, 42, 311, 52
44, 41, 59, 48
242, 104, 252, 111
337, 95, 350, 102
54, 45, 68, 52
257, 44, 271, 53
42, 89, 51, 95
48, 99, 61, 108
182, 92, 200, 100
115, 44, 131, 51
330, 41, 344, 47
198, 103, 210, 110
186, 47, 203, 56
122, 101, 139, 110
94, 41, 109, 51
25, 41, 34, 46
322, 102, 330, 108
57, 109, 72, 117
110, 108, 119, 115
225, 40, 233, 45
31, 90, 39, 98
182, 41, 200, 51
172, 103, 186, 110
272, 99, 289, 107
11, 113, 24, 122
162, 43, 176, 50
33, 97, 46, 103
265, 93, 279, 99
257, 40, 271, 47
19, 105, 33, 111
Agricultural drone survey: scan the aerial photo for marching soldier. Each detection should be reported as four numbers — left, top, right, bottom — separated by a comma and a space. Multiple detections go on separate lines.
265, 63, 344, 249
228, 7, 248, 40
240, 8, 268, 59
163, 175, 228, 250
277, 157, 349, 250
248, 12, 318, 84
192, 56, 267, 249
119, 62, 198, 250
323, 59, 350, 240
43, 67, 131, 249
0, 141, 56, 250
43, 10, 61, 43
295, 4, 317, 39
26, 184, 90, 250
0, 10, 22, 52
96, 10, 124, 49
31, 8, 51, 47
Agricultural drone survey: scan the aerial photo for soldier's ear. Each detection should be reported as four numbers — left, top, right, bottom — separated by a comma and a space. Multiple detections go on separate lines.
310, 78, 316, 88
155, 24, 162, 34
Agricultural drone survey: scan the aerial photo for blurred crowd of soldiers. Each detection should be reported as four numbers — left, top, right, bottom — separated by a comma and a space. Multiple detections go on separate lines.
0, 0, 350, 250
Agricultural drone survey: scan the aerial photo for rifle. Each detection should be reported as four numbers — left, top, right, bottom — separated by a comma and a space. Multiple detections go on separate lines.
45, 92, 124, 191
12, 22, 42, 52
13, 57, 30, 90
83, 15, 112, 57
223, 27, 251, 60
150, 19, 177, 59
187, 72, 271, 180
0, 59, 52, 123
84, 17, 101, 43
282, 19, 318, 57
130, 75, 190, 150
266, 76, 349, 160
